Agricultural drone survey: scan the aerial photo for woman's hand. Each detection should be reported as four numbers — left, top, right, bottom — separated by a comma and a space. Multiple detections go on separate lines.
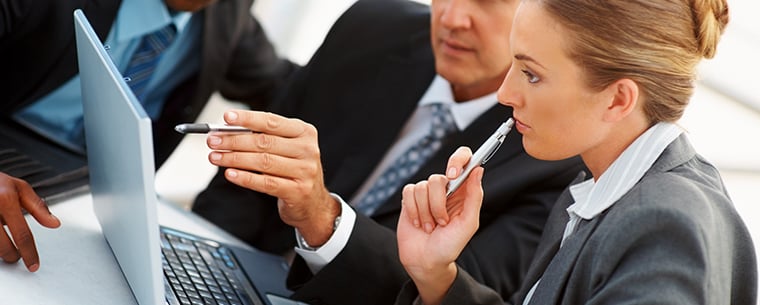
397, 147, 485, 305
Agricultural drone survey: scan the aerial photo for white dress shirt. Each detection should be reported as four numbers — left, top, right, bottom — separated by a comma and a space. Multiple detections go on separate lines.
521, 122, 684, 305
295, 75, 498, 273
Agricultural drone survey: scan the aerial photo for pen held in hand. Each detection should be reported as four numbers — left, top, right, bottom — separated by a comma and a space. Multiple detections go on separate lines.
446, 118, 514, 197
174, 123, 252, 134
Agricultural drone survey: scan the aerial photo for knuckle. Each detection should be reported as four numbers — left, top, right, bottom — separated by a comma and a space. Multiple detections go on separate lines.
265, 112, 281, 130
255, 134, 274, 150
302, 122, 318, 137
0, 246, 20, 263
15, 230, 33, 247
299, 162, 319, 177
262, 176, 279, 191
259, 153, 275, 170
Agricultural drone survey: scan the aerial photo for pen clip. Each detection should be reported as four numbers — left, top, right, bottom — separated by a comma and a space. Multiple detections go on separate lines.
481, 139, 503, 165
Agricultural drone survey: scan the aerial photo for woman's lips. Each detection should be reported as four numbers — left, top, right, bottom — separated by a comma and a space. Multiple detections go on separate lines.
514, 118, 529, 133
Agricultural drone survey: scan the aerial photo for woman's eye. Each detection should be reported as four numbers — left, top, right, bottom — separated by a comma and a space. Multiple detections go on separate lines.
521, 69, 540, 84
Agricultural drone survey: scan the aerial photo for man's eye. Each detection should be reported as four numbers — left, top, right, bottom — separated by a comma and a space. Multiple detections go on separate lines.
521, 69, 540, 84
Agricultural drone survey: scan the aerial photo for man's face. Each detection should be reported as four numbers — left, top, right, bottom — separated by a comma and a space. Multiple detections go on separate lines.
430, 0, 518, 100
164, 0, 218, 12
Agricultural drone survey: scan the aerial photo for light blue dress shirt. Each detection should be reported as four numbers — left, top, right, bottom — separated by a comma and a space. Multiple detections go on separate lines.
13, 0, 202, 154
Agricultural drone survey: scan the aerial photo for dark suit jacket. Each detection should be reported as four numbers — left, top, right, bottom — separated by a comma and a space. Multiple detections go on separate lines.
0, 0, 296, 166
193, 1, 585, 305
397, 134, 758, 305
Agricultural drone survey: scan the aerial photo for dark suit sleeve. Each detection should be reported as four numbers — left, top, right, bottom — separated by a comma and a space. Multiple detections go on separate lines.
0, 0, 28, 38
395, 266, 511, 305
287, 156, 585, 305
214, 2, 299, 109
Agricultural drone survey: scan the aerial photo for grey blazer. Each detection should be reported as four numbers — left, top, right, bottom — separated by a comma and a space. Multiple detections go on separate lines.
397, 134, 758, 305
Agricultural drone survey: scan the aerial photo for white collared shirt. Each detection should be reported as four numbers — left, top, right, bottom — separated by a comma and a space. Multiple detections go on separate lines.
521, 122, 684, 305
295, 75, 498, 273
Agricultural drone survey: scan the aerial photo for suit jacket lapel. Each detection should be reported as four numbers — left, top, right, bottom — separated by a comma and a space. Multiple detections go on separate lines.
528, 216, 602, 305
509, 171, 585, 304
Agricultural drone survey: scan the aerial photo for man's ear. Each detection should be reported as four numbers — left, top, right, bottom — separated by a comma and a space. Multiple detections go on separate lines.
601, 78, 639, 122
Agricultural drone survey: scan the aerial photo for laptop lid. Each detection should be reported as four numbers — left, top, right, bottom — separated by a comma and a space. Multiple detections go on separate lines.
75, 9, 164, 305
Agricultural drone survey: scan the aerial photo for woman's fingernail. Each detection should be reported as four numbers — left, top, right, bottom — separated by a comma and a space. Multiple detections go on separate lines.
437, 218, 447, 226
424, 223, 434, 234
210, 152, 222, 161
413, 219, 420, 228
447, 167, 457, 178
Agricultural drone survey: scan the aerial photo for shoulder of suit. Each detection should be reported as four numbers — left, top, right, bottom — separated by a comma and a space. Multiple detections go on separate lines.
328, 0, 430, 41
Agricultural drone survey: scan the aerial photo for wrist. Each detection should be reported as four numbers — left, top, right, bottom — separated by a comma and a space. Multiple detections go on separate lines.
409, 263, 457, 305
296, 195, 341, 247
297, 214, 341, 250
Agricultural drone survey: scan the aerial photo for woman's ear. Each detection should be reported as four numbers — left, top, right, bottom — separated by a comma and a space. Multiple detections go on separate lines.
601, 78, 639, 122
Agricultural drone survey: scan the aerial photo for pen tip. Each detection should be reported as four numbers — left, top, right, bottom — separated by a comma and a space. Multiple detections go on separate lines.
174, 124, 186, 134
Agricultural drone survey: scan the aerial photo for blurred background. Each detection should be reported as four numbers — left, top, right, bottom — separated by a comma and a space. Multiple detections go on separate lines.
155, 0, 760, 296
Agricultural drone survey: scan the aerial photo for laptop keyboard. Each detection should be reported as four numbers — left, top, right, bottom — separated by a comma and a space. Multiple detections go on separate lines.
161, 230, 252, 305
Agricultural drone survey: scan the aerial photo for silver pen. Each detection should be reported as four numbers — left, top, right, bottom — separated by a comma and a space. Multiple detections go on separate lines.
446, 118, 514, 197
174, 123, 252, 134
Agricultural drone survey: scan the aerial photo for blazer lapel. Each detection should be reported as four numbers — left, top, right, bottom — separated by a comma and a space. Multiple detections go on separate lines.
510, 171, 586, 304
527, 215, 602, 305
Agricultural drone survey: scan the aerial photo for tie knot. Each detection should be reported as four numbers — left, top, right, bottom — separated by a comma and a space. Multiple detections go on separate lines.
430, 103, 457, 139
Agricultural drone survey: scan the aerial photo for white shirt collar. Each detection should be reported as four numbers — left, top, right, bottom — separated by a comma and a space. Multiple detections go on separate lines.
113, 0, 192, 43
568, 122, 685, 220
418, 75, 498, 131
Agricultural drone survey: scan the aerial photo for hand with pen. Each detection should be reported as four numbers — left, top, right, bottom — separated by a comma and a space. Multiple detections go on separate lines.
397, 147, 485, 305
0, 172, 61, 272
204, 110, 340, 248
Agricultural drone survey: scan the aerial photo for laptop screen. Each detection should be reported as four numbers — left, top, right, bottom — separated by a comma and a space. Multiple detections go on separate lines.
74, 9, 164, 305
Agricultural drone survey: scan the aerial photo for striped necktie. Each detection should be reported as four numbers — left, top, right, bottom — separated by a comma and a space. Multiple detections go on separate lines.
353, 103, 458, 215
123, 24, 177, 102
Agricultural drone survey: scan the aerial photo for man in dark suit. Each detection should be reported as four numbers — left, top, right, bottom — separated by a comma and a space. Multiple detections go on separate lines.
193, 0, 584, 304
0, 0, 296, 272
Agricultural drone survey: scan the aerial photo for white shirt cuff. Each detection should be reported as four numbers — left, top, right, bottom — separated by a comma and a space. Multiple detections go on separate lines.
293, 193, 356, 274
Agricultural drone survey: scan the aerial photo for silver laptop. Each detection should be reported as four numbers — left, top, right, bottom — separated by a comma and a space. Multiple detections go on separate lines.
74, 9, 301, 305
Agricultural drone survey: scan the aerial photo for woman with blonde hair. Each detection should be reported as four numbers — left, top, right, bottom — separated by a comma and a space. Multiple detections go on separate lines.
395, 0, 757, 304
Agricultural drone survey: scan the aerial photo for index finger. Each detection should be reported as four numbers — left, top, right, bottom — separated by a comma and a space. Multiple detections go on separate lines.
224, 110, 307, 138
446, 146, 474, 179
16, 180, 60, 229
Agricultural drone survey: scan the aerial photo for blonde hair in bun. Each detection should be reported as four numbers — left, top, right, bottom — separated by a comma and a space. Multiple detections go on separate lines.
693, 0, 730, 59
532, 0, 730, 123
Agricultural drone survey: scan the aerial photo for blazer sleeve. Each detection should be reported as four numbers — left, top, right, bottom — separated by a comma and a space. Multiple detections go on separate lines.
576, 176, 757, 305
286, 158, 585, 305
214, 0, 299, 109
395, 266, 511, 305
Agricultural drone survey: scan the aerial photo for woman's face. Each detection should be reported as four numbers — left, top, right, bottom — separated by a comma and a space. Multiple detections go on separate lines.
497, 2, 613, 161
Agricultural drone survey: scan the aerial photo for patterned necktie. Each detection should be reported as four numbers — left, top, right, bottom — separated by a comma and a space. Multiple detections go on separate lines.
123, 24, 177, 101
353, 103, 458, 216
